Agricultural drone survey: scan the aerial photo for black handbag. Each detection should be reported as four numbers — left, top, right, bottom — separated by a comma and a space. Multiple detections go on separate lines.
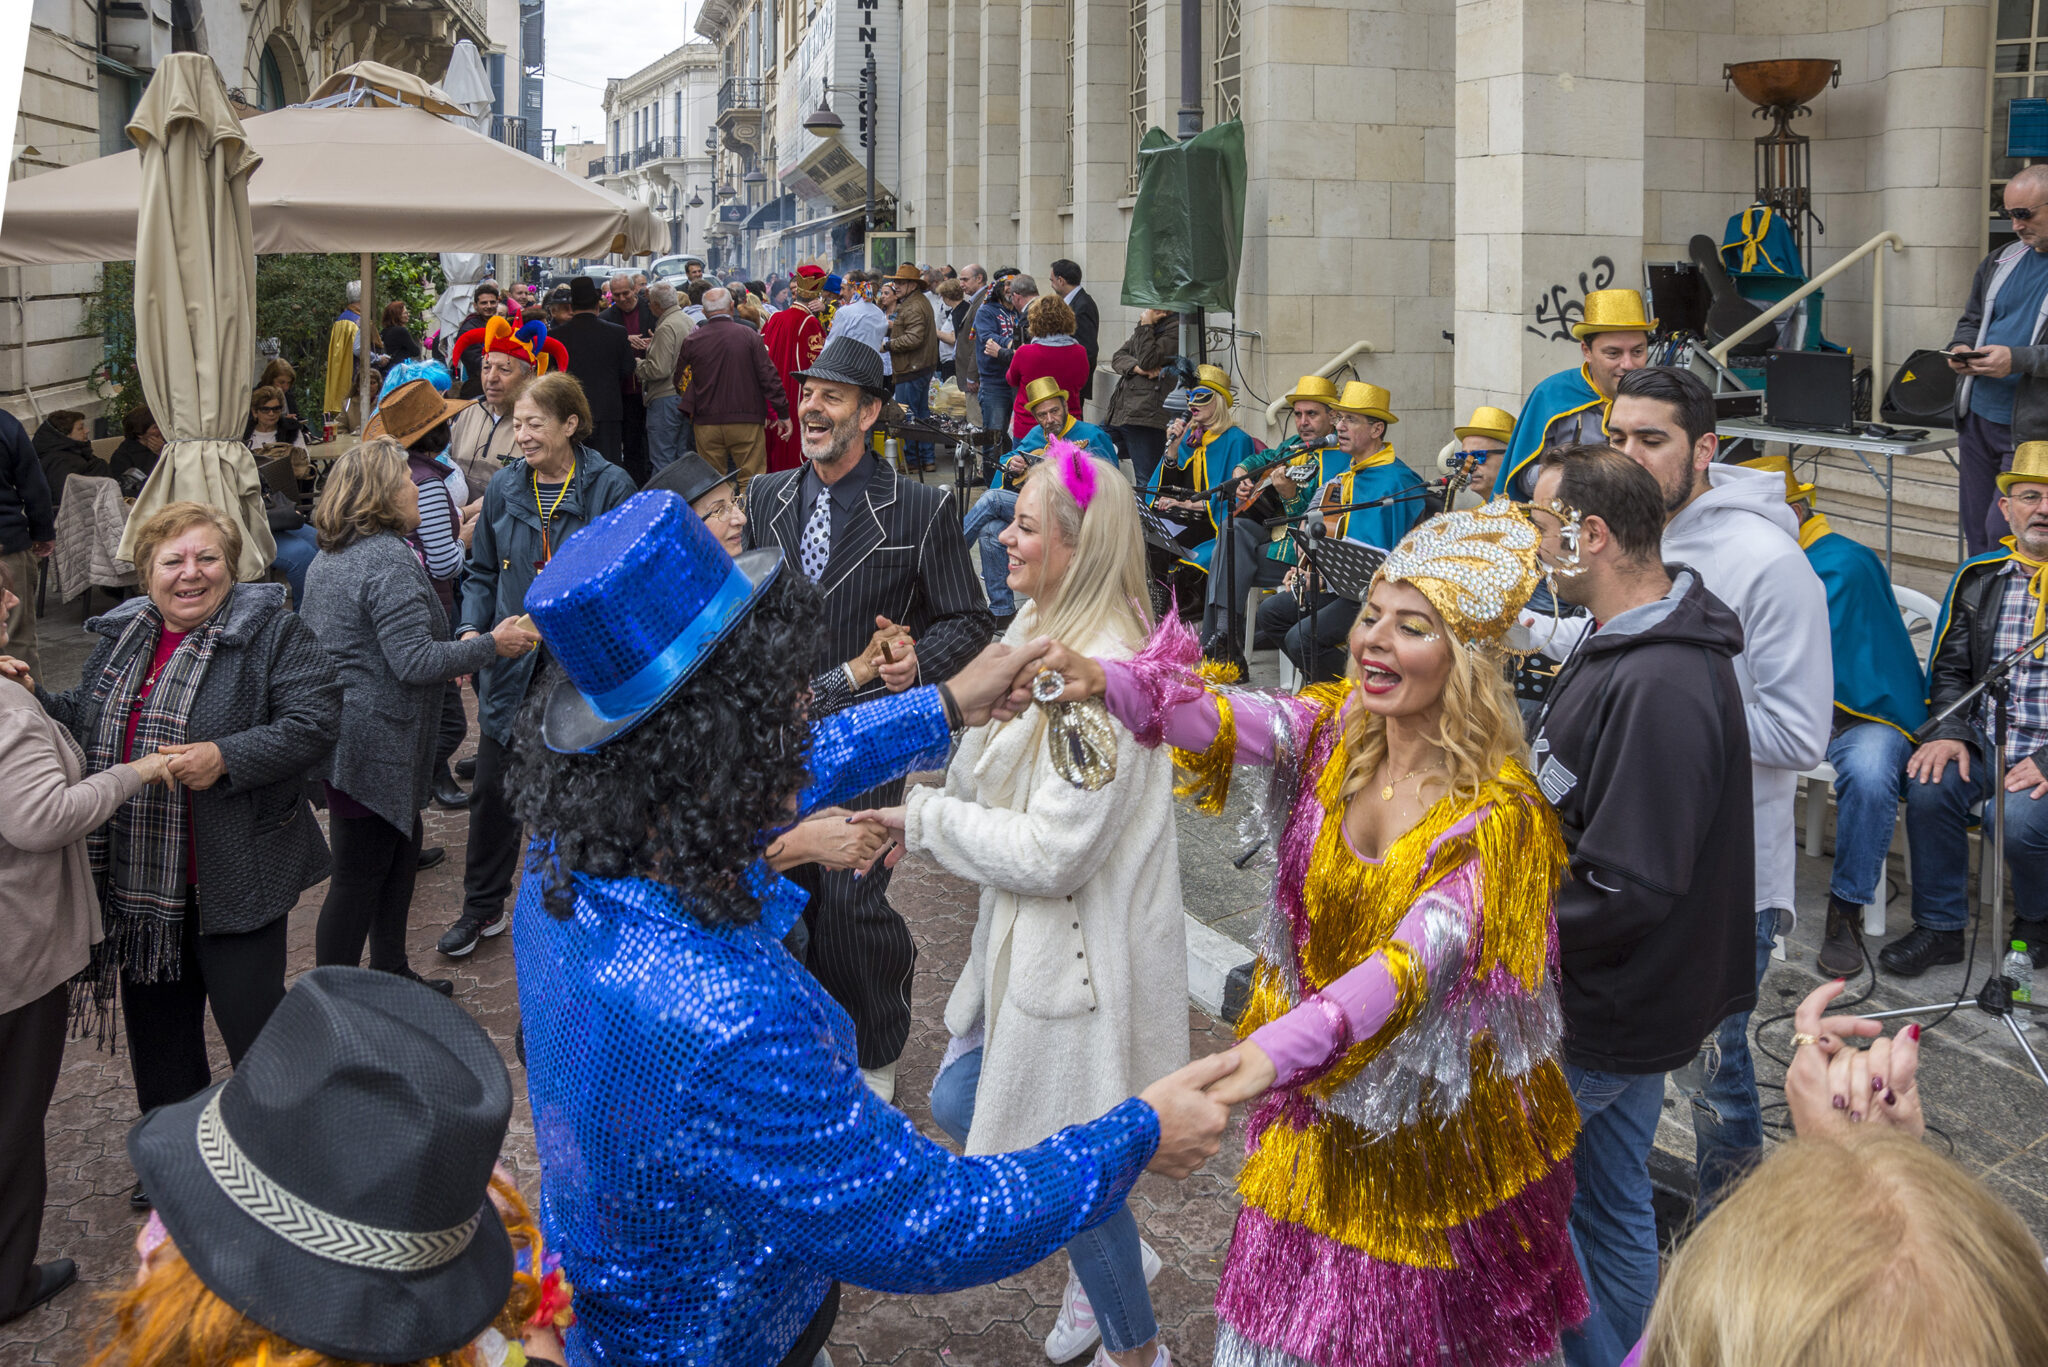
263, 488, 304, 534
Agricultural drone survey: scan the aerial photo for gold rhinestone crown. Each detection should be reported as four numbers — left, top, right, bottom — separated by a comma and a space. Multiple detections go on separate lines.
1376, 498, 1546, 646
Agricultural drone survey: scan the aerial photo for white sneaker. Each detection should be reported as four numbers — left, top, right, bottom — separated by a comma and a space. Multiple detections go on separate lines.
860, 1061, 897, 1104
1087, 1345, 1169, 1367
1044, 1241, 1162, 1362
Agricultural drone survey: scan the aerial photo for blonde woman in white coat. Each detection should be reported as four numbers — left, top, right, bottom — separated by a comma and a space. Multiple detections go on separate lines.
872, 446, 1187, 1367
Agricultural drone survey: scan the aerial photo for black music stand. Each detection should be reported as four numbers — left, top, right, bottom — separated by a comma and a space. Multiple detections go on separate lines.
1286, 528, 1385, 685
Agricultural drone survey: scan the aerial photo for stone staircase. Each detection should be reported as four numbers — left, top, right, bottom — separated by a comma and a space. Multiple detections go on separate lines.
1797, 442, 1966, 601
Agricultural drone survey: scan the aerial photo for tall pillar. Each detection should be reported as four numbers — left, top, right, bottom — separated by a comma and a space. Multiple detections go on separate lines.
946, 0, 983, 262
978, 0, 1022, 267
1017, 0, 1070, 266
1453, 0, 1646, 417
901, 0, 949, 256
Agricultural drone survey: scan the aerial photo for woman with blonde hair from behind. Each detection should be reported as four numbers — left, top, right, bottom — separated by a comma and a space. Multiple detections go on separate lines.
870, 444, 1189, 1367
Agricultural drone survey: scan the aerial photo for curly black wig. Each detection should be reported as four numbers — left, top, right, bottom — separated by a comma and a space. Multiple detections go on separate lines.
505, 567, 823, 925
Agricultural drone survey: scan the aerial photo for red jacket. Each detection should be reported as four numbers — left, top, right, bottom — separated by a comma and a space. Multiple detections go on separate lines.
1006, 339, 1091, 438
671, 315, 789, 426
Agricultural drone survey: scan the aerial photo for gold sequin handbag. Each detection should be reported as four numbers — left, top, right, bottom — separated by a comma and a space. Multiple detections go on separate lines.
1043, 699, 1118, 791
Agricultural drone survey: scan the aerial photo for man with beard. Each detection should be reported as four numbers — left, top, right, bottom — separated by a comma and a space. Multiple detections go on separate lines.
1525, 444, 1756, 1367
1605, 364, 1831, 1215
1895, 442, 2048, 977
743, 336, 992, 1101
1494, 288, 1654, 499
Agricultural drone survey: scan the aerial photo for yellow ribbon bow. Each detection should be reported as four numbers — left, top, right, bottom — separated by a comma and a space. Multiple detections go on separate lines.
2004, 536, 2048, 660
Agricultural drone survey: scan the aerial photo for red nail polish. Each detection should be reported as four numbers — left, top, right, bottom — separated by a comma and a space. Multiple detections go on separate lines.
1833, 977, 1846, 986
1907, 1024, 1922, 1040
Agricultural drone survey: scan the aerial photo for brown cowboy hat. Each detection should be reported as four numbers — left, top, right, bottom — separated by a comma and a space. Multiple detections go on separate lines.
887, 262, 926, 286
362, 378, 474, 448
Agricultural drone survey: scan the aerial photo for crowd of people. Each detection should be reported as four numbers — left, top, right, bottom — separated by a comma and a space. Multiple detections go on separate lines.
0, 242, 2046, 1367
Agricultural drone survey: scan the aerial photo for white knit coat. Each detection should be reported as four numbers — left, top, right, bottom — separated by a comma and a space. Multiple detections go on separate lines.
904, 624, 1190, 1156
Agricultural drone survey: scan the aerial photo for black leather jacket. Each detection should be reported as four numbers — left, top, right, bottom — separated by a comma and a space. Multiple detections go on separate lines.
1927, 554, 2048, 767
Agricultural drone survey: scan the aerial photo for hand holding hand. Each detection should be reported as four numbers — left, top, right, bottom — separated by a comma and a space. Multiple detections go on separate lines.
158, 740, 226, 790
127, 752, 174, 787
1004, 639, 1107, 710
1200, 1041, 1277, 1107
943, 641, 1020, 726
1906, 738, 1970, 785
1138, 1052, 1240, 1178
1784, 980, 1923, 1139
489, 614, 542, 659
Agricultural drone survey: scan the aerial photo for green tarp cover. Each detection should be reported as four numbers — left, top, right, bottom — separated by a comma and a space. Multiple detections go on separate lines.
1121, 120, 1245, 313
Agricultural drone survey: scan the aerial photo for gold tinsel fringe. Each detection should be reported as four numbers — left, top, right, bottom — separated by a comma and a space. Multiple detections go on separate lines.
1236, 1045, 1579, 1269
1172, 688, 1238, 814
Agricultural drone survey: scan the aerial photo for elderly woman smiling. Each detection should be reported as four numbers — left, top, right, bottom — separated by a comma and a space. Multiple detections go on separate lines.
300, 441, 534, 994
38, 502, 340, 1212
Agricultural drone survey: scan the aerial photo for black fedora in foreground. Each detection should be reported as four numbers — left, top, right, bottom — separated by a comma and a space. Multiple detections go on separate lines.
647, 450, 739, 507
791, 334, 892, 399
128, 967, 513, 1364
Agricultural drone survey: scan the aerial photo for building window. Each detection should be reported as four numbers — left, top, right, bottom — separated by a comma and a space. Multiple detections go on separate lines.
257, 43, 287, 111
1993, 3, 2048, 239
1127, 0, 1148, 195
1061, 0, 1076, 204
1211, 0, 1242, 125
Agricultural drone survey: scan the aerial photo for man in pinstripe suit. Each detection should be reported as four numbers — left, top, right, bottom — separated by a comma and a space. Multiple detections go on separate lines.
745, 337, 993, 1101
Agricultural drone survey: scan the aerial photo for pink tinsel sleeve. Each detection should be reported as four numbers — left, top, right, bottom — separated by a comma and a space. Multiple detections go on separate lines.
1098, 613, 1281, 763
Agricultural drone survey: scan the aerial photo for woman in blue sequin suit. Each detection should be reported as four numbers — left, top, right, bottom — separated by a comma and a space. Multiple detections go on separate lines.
504, 498, 1238, 1367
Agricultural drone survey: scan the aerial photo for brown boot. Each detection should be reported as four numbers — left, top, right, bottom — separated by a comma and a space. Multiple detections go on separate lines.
1817, 900, 1864, 977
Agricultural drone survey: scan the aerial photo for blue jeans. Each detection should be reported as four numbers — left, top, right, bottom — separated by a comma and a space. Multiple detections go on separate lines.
271, 525, 319, 609
963, 487, 1017, 616
1905, 732, 2048, 929
895, 376, 933, 468
1825, 722, 1913, 906
978, 377, 1015, 433
1674, 907, 1781, 1213
1562, 1065, 1667, 1367
645, 393, 692, 477
929, 1048, 1156, 1351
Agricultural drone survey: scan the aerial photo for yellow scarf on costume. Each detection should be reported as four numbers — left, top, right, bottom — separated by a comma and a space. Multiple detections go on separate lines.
2003, 535, 2048, 660
1797, 509, 1832, 551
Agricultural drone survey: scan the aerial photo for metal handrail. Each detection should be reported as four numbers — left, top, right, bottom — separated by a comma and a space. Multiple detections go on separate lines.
1261, 340, 1377, 434
1708, 230, 1906, 393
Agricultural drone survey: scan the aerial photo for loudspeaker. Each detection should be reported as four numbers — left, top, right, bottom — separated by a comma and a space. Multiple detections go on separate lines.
1882, 348, 1958, 427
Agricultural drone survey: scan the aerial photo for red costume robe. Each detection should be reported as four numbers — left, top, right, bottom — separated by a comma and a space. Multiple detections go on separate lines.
762, 305, 825, 472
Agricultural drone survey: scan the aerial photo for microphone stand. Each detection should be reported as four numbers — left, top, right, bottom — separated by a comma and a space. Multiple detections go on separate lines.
1861, 621, 2048, 1092
1274, 481, 1452, 685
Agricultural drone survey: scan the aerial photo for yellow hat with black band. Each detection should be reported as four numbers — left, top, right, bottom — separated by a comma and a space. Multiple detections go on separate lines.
1330, 381, 1398, 425
1284, 375, 1341, 408
1021, 375, 1069, 409
1739, 453, 1817, 505
1999, 441, 2048, 494
1187, 363, 1234, 410
1454, 405, 1516, 443
1570, 288, 1657, 341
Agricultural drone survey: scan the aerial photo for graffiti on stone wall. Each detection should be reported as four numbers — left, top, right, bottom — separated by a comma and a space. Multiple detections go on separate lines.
1527, 257, 1617, 342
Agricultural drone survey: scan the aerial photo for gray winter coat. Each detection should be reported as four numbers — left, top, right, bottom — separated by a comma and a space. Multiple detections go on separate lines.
41, 583, 341, 936
300, 532, 500, 831
459, 446, 638, 744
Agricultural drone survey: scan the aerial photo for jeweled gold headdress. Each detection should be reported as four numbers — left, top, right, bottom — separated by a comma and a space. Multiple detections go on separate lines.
1374, 498, 1546, 647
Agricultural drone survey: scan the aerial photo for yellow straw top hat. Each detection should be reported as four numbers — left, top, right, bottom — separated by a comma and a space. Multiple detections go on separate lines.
1331, 381, 1398, 425
1021, 375, 1069, 409
1285, 375, 1341, 408
1739, 454, 1816, 505
1571, 288, 1657, 341
2000, 442, 2048, 494
1454, 405, 1516, 442
1188, 364, 1234, 408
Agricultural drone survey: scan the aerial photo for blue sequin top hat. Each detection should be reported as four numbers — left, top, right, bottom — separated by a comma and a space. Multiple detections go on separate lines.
527, 489, 783, 753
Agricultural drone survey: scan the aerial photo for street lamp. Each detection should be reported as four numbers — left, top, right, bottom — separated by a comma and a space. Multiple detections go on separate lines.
800, 53, 880, 237
742, 167, 766, 185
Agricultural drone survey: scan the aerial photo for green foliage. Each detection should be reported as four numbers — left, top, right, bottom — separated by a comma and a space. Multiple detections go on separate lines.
84, 252, 447, 427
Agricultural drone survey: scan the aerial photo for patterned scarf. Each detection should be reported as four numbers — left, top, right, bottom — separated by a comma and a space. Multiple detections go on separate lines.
83, 600, 227, 987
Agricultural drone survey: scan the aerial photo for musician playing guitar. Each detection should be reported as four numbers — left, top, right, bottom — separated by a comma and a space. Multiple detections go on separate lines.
1144, 364, 1257, 574
1254, 380, 1427, 685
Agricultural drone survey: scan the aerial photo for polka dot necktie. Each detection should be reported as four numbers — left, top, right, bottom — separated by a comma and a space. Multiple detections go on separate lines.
800, 491, 831, 583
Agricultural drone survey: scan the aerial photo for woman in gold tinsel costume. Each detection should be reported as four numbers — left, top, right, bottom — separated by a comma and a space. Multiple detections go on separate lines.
1025, 499, 1588, 1367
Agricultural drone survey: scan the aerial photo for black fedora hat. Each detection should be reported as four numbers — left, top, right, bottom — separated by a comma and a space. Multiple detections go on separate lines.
129, 967, 513, 1364
568, 275, 602, 310
647, 450, 739, 507
792, 335, 891, 399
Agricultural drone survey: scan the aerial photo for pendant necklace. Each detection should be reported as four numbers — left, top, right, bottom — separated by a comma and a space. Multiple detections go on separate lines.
1380, 756, 1444, 802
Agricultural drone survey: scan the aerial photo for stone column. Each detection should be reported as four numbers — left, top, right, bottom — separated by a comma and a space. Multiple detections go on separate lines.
901, 0, 950, 255
977, 0, 1022, 267
947, 0, 983, 262
1453, 0, 1647, 418
1017, 0, 1070, 265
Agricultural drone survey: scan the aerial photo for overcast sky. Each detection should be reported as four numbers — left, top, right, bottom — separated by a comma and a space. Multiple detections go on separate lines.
542, 0, 701, 148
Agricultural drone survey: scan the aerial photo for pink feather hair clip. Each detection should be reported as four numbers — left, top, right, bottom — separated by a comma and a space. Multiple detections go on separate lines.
1046, 436, 1099, 511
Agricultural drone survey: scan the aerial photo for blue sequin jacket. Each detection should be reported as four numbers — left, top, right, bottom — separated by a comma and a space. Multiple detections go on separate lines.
513, 687, 1163, 1367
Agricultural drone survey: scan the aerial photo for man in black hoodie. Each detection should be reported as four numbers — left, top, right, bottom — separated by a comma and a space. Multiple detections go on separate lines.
1525, 444, 1756, 1367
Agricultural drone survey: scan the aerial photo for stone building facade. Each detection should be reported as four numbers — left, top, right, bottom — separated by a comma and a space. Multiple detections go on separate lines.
594, 44, 720, 262
898, 0, 2001, 460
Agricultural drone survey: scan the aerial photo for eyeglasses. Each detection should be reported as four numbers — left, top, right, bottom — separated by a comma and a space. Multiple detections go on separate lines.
699, 496, 745, 523
2006, 201, 2048, 223
2009, 489, 2048, 509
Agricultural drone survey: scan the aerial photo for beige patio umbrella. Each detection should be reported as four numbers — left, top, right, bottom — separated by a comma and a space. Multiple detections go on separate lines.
116, 53, 275, 580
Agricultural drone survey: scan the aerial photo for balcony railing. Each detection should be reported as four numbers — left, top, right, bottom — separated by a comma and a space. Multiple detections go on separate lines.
586, 156, 615, 178
490, 114, 530, 155
717, 77, 771, 116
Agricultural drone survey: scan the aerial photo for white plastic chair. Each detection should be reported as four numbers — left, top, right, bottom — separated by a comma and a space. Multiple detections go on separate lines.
1798, 583, 1941, 942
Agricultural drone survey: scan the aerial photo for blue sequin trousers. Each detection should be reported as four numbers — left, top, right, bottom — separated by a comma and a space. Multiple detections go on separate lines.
513, 687, 1162, 1366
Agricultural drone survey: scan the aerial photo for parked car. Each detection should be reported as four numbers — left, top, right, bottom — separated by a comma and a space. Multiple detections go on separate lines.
650, 255, 708, 282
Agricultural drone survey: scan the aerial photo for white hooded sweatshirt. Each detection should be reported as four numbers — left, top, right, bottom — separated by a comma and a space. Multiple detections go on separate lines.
1661, 463, 1834, 916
